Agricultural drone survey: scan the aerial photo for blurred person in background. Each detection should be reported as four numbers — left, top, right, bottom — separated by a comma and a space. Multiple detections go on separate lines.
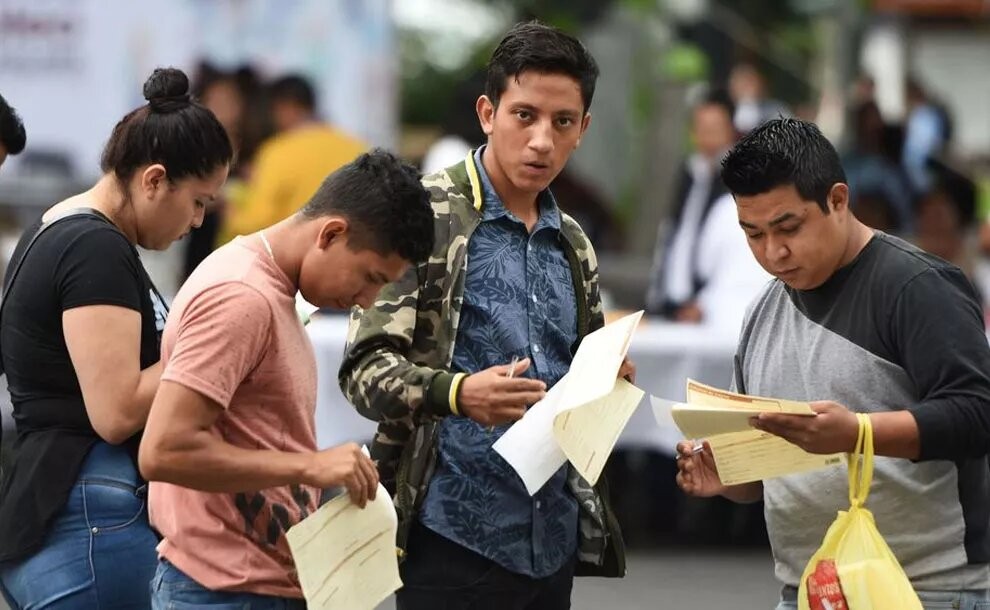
843, 100, 914, 234
182, 63, 270, 281
421, 73, 485, 174
220, 74, 367, 243
902, 77, 953, 196
915, 160, 979, 287
0, 93, 26, 170
139, 150, 435, 608
728, 63, 790, 134
0, 67, 232, 609
647, 89, 769, 327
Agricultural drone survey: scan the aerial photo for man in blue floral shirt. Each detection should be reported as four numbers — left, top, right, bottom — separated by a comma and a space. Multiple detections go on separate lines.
341, 22, 633, 609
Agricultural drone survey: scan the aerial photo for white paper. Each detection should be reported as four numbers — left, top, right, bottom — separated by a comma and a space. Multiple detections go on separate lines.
492, 377, 569, 496
649, 396, 696, 454
495, 311, 646, 494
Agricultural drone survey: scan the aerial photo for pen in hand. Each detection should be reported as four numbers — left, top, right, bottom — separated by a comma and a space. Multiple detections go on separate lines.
677, 441, 705, 460
491, 355, 521, 433
506, 355, 520, 381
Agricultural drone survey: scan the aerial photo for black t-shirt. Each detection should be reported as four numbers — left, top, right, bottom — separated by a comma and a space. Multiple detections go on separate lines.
0, 210, 167, 562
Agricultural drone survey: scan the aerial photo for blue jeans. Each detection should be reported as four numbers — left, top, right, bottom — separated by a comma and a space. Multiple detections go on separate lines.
777, 585, 990, 610
0, 442, 158, 609
150, 560, 306, 609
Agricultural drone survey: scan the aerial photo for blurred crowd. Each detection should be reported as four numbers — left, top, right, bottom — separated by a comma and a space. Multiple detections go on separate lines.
179, 62, 368, 282
643, 63, 988, 333
171, 56, 990, 340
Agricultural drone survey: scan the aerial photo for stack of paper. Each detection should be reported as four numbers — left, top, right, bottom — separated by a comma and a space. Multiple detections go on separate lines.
653, 380, 844, 485
494, 311, 646, 495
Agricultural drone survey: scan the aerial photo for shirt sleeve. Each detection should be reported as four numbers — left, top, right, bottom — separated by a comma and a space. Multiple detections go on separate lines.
161, 282, 273, 409
54, 225, 143, 312
892, 266, 990, 460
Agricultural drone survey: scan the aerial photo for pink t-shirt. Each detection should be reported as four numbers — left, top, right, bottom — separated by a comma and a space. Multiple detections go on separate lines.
149, 237, 319, 597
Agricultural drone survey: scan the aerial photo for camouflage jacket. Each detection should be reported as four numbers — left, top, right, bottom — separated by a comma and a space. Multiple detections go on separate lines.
338, 152, 625, 577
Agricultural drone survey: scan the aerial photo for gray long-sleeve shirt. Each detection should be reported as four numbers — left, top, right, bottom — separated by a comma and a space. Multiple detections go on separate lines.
735, 231, 990, 590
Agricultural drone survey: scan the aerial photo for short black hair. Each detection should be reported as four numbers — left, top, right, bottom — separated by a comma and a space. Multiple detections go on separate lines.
696, 88, 735, 121
721, 118, 846, 214
101, 67, 233, 183
0, 93, 26, 155
300, 149, 434, 264
485, 21, 599, 113
269, 74, 317, 111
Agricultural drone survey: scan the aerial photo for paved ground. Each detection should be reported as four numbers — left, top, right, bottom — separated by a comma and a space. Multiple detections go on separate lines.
0, 548, 780, 609
375, 548, 781, 609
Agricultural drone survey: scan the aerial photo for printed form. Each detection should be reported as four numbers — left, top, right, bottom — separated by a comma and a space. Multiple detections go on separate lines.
494, 311, 645, 495
287, 448, 401, 610
652, 379, 844, 485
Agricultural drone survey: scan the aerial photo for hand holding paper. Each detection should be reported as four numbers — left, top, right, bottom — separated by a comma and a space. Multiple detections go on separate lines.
656, 380, 844, 486
494, 311, 646, 495
458, 358, 546, 427
287, 483, 401, 610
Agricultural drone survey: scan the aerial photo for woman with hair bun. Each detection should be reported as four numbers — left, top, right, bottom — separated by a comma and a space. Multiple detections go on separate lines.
0, 67, 232, 609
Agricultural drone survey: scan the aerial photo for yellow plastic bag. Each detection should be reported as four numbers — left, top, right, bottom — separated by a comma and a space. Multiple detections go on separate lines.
798, 414, 922, 610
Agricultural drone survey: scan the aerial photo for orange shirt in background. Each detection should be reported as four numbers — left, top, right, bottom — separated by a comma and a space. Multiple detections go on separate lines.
220, 124, 367, 243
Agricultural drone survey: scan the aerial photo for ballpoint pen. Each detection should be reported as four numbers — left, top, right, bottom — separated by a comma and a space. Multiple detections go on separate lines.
677, 441, 705, 460
506, 355, 520, 380
491, 355, 520, 433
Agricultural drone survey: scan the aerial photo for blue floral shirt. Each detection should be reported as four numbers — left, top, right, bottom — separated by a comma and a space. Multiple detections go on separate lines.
418, 147, 579, 578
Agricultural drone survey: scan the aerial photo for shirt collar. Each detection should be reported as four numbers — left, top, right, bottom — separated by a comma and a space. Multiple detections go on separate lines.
473, 146, 561, 231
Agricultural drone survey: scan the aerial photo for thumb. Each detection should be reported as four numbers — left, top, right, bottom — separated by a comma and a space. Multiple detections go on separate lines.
809, 401, 834, 414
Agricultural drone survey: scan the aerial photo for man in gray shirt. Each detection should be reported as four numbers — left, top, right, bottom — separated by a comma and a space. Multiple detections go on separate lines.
676, 118, 990, 610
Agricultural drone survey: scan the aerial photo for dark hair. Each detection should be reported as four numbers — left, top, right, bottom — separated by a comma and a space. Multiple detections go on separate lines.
696, 88, 735, 121
485, 21, 599, 113
269, 74, 317, 111
300, 149, 434, 264
100, 67, 233, 183
721, 118, 846, 214
0, 93, 26, 155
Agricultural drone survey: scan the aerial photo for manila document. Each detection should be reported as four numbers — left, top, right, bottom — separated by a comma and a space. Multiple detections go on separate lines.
287, 482, 401, 610
655, 379, 844, 485
494, 311, 646, 495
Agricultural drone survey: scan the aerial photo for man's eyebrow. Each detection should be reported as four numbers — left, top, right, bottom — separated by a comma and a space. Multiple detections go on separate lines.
768, 212, 799, 227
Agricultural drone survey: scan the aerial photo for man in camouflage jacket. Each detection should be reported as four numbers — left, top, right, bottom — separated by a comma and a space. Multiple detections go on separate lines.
339, 21, 626, 609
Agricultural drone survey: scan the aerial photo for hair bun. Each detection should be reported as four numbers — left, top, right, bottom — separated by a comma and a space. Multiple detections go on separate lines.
143, 67, 191, 112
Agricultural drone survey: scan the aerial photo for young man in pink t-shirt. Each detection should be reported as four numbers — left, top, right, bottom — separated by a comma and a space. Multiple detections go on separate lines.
138, 150, 435, 608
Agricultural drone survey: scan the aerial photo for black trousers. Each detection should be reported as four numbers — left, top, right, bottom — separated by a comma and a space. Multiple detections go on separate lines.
396, 521, 576, 610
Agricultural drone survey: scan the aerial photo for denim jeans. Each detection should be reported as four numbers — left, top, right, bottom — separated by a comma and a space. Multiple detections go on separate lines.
0, 442, 158, 609
777, 584, 990, 610
396, 521, 576, 610
150, 560, 306, 610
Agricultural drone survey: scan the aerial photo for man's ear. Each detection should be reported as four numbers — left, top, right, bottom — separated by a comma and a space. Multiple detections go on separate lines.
575, 112, 592, 148
829, 183, 850, 214
477, 95, 495, 136
317, 217, 349, 249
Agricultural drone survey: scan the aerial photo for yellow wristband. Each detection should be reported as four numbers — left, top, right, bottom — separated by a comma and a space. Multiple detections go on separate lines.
448, 373, 467, 416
